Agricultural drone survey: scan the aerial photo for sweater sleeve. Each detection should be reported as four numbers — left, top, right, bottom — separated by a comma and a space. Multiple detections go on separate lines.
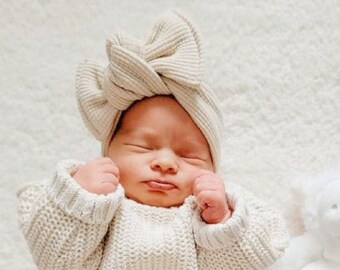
17, 160, 124, 270
193, 182, 289, 270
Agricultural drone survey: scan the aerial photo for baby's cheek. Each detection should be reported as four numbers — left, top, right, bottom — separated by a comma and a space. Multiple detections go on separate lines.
182, 168, 201, 194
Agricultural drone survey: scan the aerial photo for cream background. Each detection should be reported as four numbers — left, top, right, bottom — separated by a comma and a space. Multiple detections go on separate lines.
1, 0, 340, 269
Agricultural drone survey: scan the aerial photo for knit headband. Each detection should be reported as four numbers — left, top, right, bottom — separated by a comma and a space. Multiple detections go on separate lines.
75, 10, 223, 170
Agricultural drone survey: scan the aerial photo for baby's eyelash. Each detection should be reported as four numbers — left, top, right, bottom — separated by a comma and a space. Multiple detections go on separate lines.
181, 155, 198, 159
181, 155, 205, 161
125, 143, 152, 150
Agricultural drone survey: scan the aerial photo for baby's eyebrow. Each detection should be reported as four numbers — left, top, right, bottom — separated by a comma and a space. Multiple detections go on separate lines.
180, 141, 208, 155
184, 141, 204, 149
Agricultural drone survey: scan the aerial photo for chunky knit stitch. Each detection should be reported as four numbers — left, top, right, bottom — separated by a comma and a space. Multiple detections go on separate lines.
17, 160, 289, 269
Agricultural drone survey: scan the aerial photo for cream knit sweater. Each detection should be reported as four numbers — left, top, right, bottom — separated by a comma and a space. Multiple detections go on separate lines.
17, 160, 288, 270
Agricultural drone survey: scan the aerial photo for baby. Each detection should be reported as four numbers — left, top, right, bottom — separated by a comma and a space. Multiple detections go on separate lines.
17, 11, 289, 270
74, 95, 230, 223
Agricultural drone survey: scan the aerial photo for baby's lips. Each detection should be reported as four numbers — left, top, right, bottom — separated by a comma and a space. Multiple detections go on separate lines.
144, 180, 177, 191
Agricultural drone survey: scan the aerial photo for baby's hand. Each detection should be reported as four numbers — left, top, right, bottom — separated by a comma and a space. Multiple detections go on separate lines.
72, 157, 119, 195
193, 172, 231, 224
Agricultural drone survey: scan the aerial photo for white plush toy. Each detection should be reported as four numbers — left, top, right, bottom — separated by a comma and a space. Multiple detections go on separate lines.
270, 172, 340, 270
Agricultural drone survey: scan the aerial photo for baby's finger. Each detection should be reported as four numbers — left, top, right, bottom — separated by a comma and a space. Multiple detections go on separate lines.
91, 174, 119, 195
100, 173, 119, 185
196, 190, 219, 207
201, 205, 227, 224
98, 182, 117, 195
100, 164, 120, 178
196, 189, 223, 210
95, 157, 115, 165
194, 170, 215, 179
193, 176, 208, 195
193, 178, 217, 196
193, 175, 223, 195
196, 193, 208, 210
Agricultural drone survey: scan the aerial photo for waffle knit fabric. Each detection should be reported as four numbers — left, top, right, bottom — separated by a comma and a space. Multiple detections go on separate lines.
17, 160, 289, 269
75, 10, 223, 170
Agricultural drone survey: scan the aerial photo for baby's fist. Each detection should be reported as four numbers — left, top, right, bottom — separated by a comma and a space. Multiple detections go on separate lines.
72, 157, 119, 195
193, 172, 231, 224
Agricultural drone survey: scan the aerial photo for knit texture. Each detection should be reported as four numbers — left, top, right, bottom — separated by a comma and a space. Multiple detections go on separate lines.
17, 160, 289, 270
75, 10, 223, 169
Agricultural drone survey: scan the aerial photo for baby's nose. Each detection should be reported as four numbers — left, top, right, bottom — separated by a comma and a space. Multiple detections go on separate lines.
151, 154, 178, 174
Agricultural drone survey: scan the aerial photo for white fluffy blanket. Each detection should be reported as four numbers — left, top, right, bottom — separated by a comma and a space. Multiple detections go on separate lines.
1, 1, 340, 269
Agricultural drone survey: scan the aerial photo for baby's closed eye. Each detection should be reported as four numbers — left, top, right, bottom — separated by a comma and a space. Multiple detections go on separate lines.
178, 149, 207, 162
124, 143, 153, 151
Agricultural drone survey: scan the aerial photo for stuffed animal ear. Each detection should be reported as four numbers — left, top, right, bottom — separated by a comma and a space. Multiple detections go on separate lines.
297, 171, 340, 234
289, 172, 338, 234
317, 181, 340, 238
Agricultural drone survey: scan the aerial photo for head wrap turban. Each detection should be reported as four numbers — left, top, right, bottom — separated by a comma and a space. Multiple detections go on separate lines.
75, 10, 223, 170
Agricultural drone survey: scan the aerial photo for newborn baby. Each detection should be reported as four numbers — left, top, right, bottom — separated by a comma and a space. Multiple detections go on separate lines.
17, 10, 288, 270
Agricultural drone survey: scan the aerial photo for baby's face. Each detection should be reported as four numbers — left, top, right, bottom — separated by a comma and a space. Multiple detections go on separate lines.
108, 96, 213, 207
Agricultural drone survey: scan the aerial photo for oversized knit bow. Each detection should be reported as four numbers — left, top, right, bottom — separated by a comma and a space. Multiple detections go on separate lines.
76, 10, 222, 169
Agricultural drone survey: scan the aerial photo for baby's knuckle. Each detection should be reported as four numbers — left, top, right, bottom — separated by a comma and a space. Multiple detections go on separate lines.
196, 192, 206, 203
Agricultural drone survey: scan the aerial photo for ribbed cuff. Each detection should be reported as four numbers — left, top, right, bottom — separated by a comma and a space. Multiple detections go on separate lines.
192, 185, 249, 250
46, 159, 124, 225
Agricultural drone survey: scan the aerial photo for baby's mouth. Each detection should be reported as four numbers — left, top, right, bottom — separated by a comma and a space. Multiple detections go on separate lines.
143, 180, 177, 191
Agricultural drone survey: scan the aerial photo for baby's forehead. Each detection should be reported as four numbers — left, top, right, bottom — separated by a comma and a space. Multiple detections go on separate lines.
118, 98, 208, 141
121, 122, 197, 142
